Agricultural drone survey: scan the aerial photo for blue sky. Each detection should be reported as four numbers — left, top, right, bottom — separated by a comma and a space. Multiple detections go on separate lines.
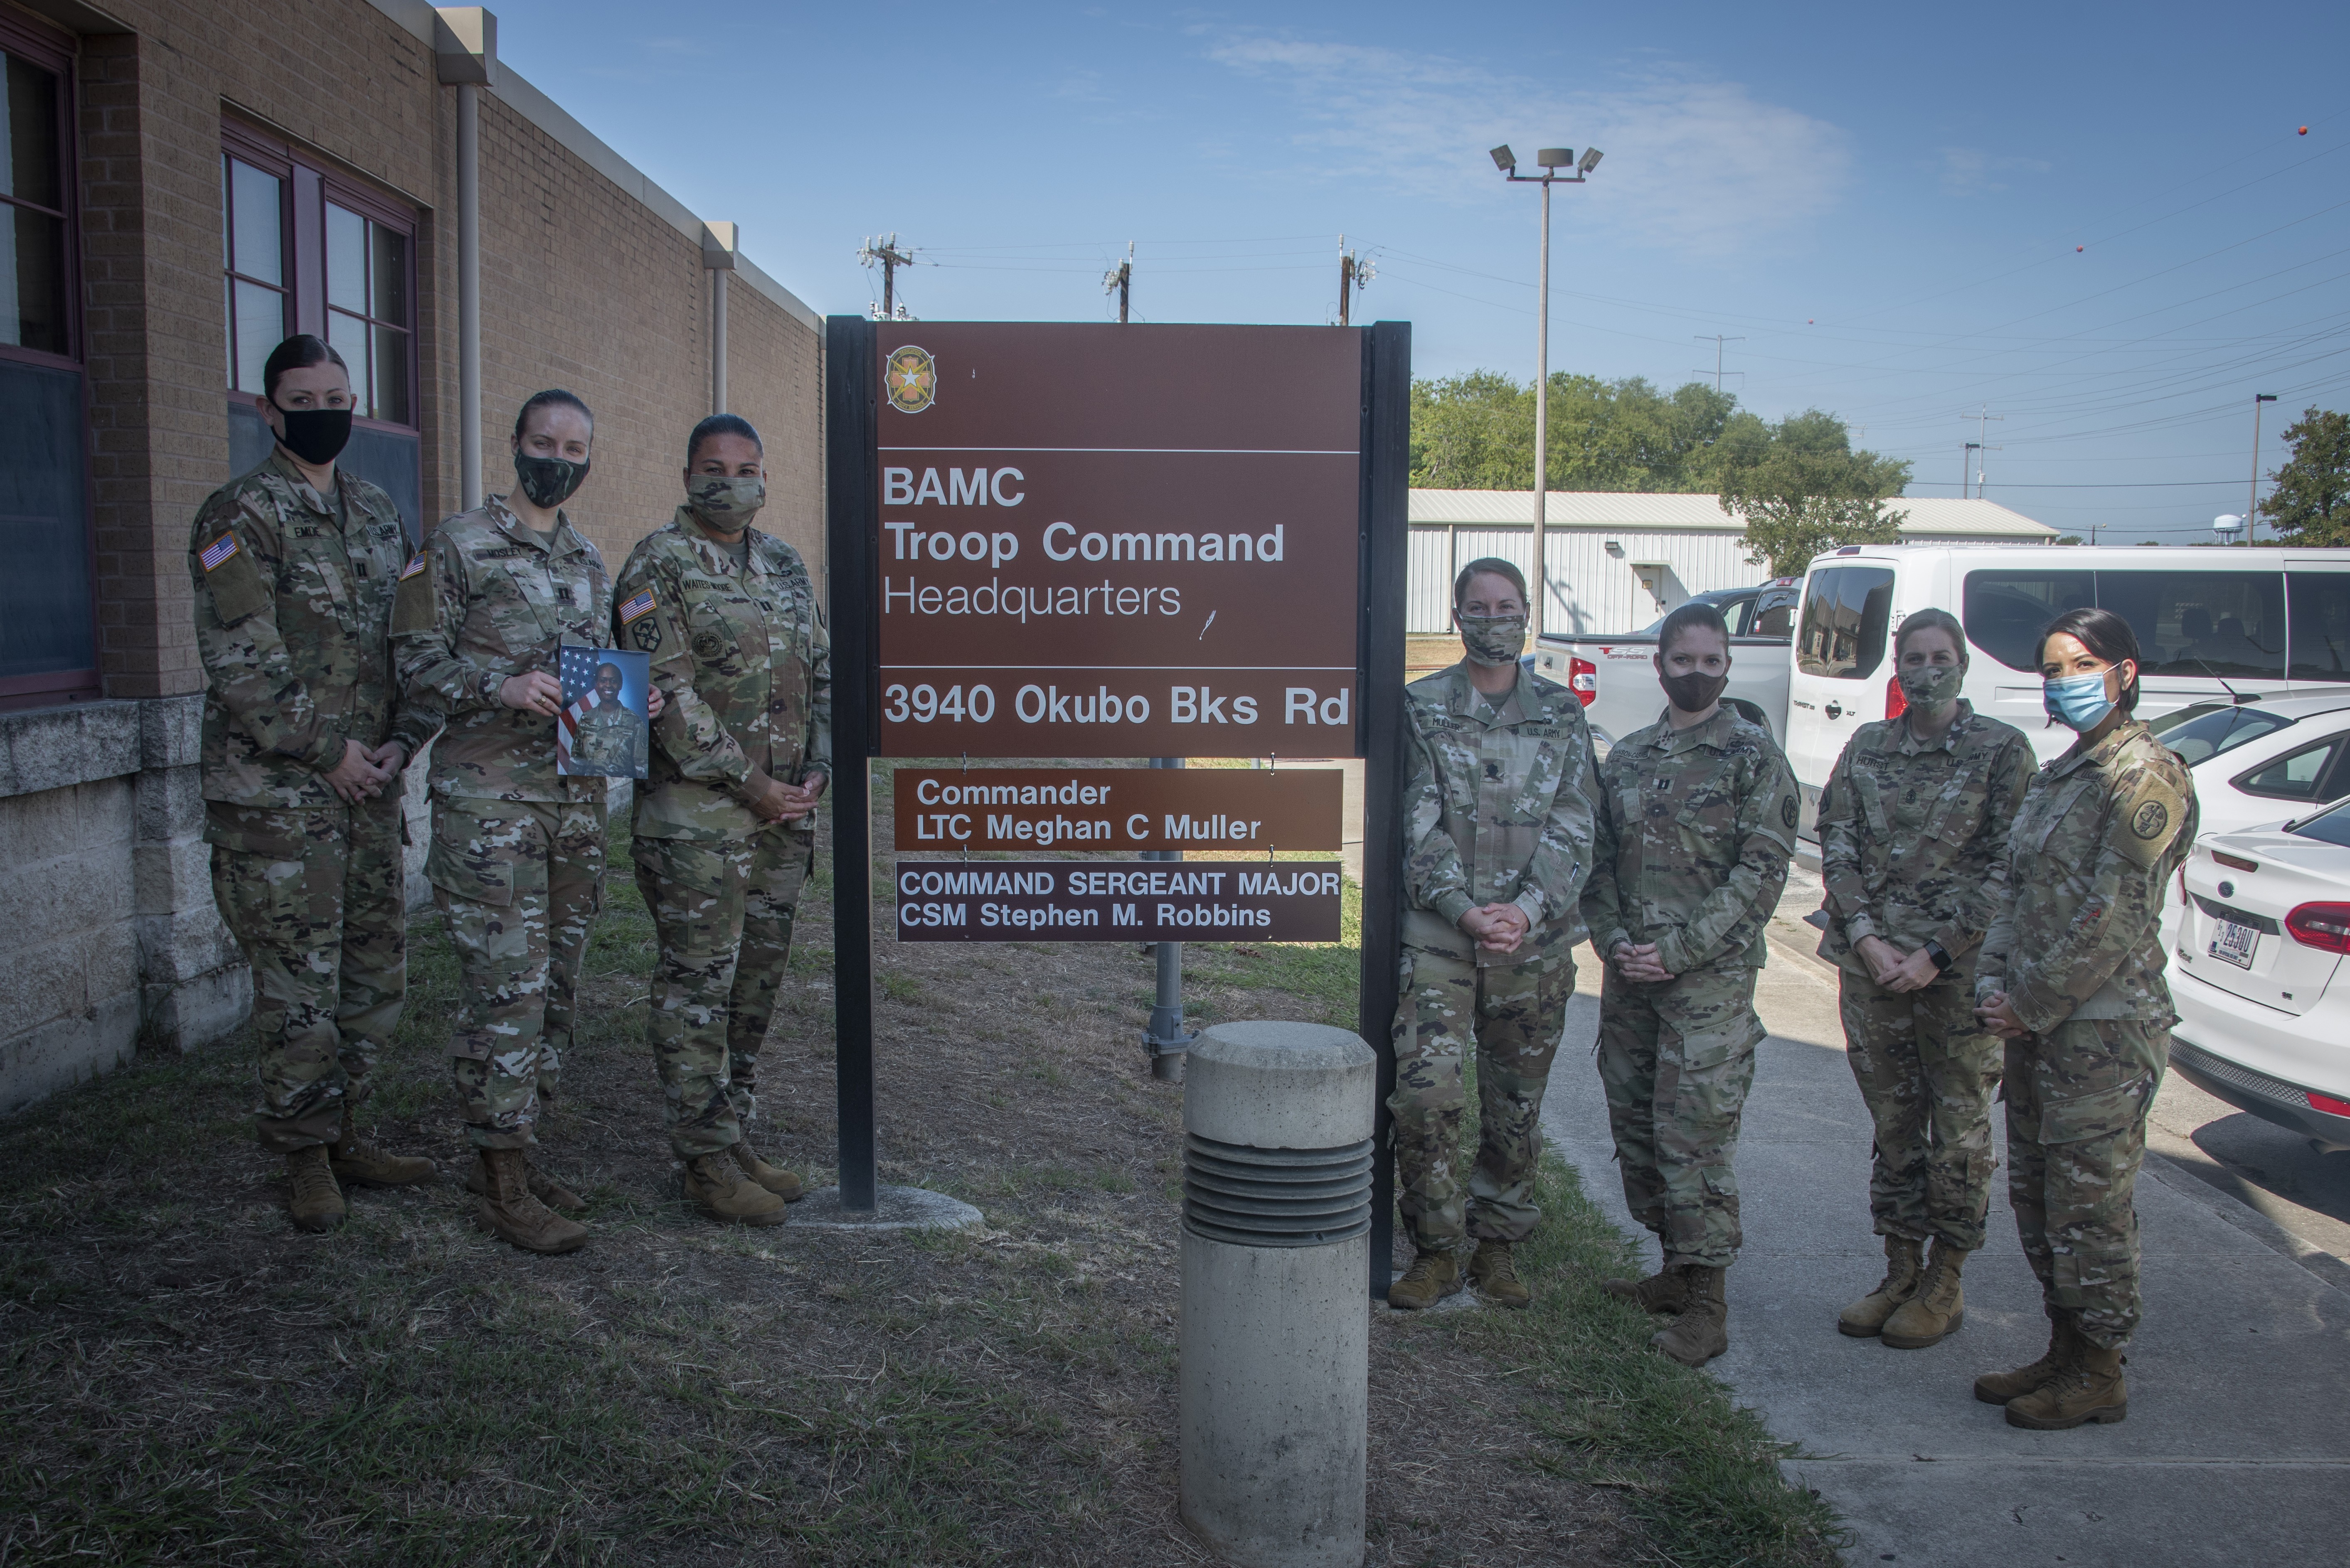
490, 0, 2350, 544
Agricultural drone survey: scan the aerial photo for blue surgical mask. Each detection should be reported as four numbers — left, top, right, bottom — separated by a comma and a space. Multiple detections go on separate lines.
2043, 671, 2116, 731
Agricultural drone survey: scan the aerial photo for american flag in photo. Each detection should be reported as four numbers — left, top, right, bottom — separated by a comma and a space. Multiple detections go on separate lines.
557, 644, 610, 765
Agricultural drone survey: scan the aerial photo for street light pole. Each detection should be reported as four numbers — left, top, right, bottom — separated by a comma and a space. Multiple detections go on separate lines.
1493, 144, 1601, 640
2249, 393, 2279, 545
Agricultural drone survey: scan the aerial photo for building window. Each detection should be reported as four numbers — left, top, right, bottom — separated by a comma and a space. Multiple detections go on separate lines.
220, 123, 423, 541
325, 201, 409, 423
0, 20, 94, 707
3, 52, 70, 357
223, 155, 288, 392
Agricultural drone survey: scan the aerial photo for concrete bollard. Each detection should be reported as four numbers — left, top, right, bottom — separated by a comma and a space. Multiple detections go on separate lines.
1179, 1020, 1376, 1568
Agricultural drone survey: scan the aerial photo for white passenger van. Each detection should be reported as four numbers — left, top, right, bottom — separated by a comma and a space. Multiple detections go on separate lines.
1783, 544, 2350, 837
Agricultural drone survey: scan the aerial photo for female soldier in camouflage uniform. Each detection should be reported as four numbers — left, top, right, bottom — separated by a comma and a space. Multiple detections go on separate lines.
393, 389, 662, 1255
1974, 607, 2195, 1429
612, 414, 830, 1228
1387, 559, 1599, 1311
1816, 609, 2033, 1348
1584, 601, 1801, 1366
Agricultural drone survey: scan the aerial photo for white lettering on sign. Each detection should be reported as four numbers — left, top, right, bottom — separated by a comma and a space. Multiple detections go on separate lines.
884, 467, 1025, 506
1283, 687, 1351, 725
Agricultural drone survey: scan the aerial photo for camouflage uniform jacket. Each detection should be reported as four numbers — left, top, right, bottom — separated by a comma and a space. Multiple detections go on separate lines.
1815, 701, 2035, 972
1976, 719, 2197, 1034
1400, 662, 1599, 966
612, 511, 832, 842
392, 495, 614, 803
188, 451, 438, 808
1582, 704, 1802, 975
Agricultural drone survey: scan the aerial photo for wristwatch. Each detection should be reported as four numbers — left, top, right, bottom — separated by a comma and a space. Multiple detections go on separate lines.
1924, 939, 1953, 973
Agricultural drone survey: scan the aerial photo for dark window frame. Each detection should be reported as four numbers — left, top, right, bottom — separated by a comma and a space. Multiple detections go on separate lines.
0, 10, 81, 374
0, 10, 98, 709
219, 118, 420, 438
2232, 735, 2350, 804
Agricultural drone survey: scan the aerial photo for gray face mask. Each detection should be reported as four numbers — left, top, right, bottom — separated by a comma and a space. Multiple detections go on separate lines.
1899, 663, 1965, 712
1458, 613, 1527, 668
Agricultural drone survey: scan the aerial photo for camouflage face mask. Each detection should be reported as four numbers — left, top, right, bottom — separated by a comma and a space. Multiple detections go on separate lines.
687, 474, 766, 530
1458, 613, 1527, 668
513, 453, 589, 509
1898, 662, 1965, 712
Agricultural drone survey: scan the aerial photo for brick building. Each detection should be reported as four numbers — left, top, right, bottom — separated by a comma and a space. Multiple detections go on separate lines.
0, 0, 823, 1111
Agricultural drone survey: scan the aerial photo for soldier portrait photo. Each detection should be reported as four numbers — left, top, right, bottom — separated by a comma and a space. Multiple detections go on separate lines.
1386, 556, 1599, 1314
1583, 598, 1801, 1366
1814, 607, 2034, 1351
187, 332, 439, 1232
557, 650, 649, 780
1972, 605, 2196, 1430
613, 412, 831, 1228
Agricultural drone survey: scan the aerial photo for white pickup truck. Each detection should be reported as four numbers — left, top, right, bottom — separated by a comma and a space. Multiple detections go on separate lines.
1530, 579, 1800, 750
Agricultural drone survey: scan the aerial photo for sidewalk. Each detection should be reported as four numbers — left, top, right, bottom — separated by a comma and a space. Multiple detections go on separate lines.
1540, 877, 2350, 1567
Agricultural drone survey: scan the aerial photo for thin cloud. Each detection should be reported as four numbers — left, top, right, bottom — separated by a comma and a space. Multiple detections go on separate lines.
1939, 146, 2054, 197
1204, 34, 1852, 253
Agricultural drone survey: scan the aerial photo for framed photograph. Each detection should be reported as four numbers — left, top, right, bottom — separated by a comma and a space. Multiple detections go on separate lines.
555, 644, 651, 780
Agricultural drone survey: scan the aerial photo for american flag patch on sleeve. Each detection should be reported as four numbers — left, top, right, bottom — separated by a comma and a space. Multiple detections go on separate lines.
399, 551, 428, 580
618, 589, 656, 624
199, 533, 241, 572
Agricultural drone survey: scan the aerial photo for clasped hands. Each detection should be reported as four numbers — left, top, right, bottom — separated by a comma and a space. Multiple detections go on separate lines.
1458, 902, 1530, 956
321, 739, 408, 804
1854, 934, 1941, 994
748, 771, 827, 824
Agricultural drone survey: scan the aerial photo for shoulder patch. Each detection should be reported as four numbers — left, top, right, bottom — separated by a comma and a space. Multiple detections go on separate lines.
618, 589, 657, 625
1781, 794, 1800, 830
2114, 775, 2187, 870
199, 533, 241, 573
399, 551, 428, 580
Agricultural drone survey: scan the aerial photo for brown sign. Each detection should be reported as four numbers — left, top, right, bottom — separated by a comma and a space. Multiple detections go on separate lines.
893, 861, 1343, 943
891, 767, 1341, 852
872, 324, 1363, 759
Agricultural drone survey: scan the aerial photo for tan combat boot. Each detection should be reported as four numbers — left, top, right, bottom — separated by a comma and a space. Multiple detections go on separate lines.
2004, 1342, 2127, 1430
1467, 1240, 1530, 1309
1603, 1262, 1690, 1315
684, 1152, 788, 1226
465, 1154, 586, 1212
1881, 1239, 1968, 1349
1974, 1313, 2084, 1405
730, 1143, 804, 1201
328, 1128, 435, 1189
474, 1148, 589, 1255
285, 1145, 346, 1233
1837, 1234, 1924, 1337
1386, 1248, 1461, 1310
1651, 1265, 1729, 1366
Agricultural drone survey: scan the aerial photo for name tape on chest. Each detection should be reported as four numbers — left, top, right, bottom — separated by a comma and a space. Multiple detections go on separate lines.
618, 589, 657, 625
199, 533, 241, 573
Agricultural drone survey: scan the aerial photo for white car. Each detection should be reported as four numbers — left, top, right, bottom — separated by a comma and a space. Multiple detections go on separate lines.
2168, 798, 2350, 1152
2150, 693, 2350, 840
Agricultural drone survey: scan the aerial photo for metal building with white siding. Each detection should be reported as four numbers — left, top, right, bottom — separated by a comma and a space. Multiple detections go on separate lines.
1408, 491, 2057, 635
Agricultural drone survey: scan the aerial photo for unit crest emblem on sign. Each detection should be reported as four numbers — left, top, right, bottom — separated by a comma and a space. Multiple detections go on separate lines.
886, 345, 937, 413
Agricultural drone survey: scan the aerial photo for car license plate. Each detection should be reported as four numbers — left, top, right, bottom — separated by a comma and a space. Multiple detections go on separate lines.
2210, 919, 2258, 970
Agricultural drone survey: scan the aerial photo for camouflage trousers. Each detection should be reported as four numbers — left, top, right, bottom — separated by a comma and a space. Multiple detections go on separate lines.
426, 796, 606, 1150
1596, 954, 1766, 1270
2006, 1019, 2168, 1350
207, 795, 406, 1152
1839, 966, 2003, 1250
631, 828, 812, 1159
1388, 943, 1577, 1250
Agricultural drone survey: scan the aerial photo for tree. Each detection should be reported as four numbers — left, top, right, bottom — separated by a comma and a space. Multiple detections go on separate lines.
2054, 534, 2085, 546
2257, 407, 2350, 546
1409, 372, 1740, 492
1715, 409, 1912, 577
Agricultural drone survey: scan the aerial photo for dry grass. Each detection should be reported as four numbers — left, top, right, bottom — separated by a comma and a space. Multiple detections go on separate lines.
0, 762, 1835, 1567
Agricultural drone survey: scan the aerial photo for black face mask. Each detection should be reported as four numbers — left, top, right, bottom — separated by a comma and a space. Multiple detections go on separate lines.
514, 453, 590, 509
274, 405, 353, 467
1661, 669, 1730, 714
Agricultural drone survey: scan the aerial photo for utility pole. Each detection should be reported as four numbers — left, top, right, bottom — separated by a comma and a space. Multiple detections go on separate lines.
2249, 392, 2279, 544
1337, 236, 1374, 327
1963, 443, 1980, 500
1493, 144, 1602, 640
1963, 406, 2004, 494
1694, 335, 1745, 394
1104, 242, 1133, 324
858, 233, 915, 320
